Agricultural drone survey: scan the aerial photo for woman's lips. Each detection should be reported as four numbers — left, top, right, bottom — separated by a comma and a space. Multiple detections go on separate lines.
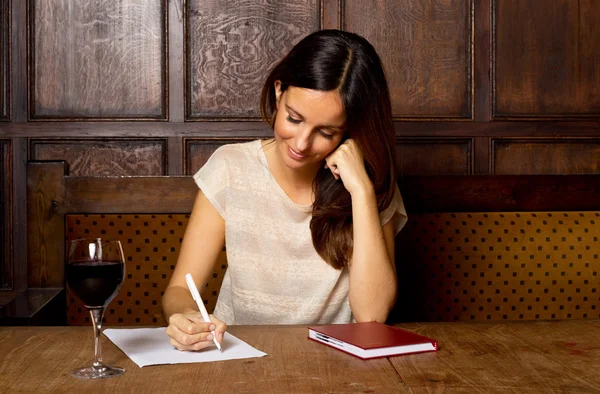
288, 146, 307, 160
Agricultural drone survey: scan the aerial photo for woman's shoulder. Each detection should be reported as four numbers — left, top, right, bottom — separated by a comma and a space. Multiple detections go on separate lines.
211, 139, 260, 156
193, 140, 264, 194
206, 140, 263, 168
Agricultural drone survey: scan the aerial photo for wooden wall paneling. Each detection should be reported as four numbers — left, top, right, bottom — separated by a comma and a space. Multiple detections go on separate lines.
27, 161, 65, 288
0, 140, 11, 290
167, 136, 183, 175
492, 138, 600, 175
11, 138, 27, 292
3, 119, 600, 139
474, 0, 491, 121
396, 138, 473, 176
28, 0, 167, 120
185, 137, 255, 175
64, 176, 197, 214
186, 0, 321, 119
493, 0, 600, 119
0, 0, 9, 120
321, 0, 342, 30
11, 0, 26, 122
29, 139, 168, 176
343, 0, 473, 119
169, 0, 184, 123
167, 0, 185, 174
474, 136, 491, 175
398, 175, 600, 213
1, 120, 277, 138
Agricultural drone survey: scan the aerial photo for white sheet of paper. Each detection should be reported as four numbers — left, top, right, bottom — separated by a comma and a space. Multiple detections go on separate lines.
104, 327, 267, 368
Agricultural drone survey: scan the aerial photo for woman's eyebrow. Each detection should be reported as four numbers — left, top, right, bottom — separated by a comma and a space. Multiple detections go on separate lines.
285, 104, 344, 131
285, 104, 303, 119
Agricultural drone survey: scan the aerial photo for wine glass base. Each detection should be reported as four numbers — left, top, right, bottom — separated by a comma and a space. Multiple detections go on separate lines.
71, 365, 125, 380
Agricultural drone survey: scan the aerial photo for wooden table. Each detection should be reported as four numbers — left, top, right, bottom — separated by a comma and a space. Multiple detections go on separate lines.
1, 320, 598, 393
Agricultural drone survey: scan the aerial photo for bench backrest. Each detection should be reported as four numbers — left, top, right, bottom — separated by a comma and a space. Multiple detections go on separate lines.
27, 162, 600, 325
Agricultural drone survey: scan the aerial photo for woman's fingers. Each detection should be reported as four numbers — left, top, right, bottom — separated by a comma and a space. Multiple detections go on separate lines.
209, 314, 228, 343
169, 313, 215, 334
167, 324, 216, 351
166, 312, 224, 351
324, 157, 340, 180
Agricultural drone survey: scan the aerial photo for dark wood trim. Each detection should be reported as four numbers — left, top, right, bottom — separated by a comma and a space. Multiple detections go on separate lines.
0, 139, 10, 290
321, 0, 340, 30
398, 175, 600, 213
11, 0, 26, 122
0, 0, 9, 120
183, 0, 190, 121
474, 0, 491, 122
473, 136, 490, 175
168, 0, 184, 123
64, 176, 197, 213
2, 120, 600, 138
27, 161, 66, 287
167, 136, 184, 175
467, 0, 475, 120
12, 138, 27, 291
339, 0, 345, 30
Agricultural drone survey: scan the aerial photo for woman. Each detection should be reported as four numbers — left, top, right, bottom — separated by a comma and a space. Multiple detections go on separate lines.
163, 29, 407, 351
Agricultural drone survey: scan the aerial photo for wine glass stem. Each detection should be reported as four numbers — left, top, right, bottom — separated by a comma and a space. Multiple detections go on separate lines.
89, 307, 105, 368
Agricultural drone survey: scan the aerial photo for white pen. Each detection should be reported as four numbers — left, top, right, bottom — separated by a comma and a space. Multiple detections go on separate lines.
185, 273, 222, 352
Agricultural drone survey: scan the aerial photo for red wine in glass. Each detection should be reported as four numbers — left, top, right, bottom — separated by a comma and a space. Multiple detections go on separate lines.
66, 238, 126, 379
66, 261, 124, 307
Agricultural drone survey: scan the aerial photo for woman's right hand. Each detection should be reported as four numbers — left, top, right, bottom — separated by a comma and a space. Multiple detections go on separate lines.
166, 312, 227, 351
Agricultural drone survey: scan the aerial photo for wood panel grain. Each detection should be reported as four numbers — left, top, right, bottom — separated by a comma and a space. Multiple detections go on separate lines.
0, 140, 11, 289
0, 0, 9, 120
186, 0, 320, 119
494, 0, 600, 118
492, 139, 600, 175
29, 139, 167, 176
29, 0, 166, 119
344, 0, 473, 119
27, 162, 65, 288
397, 138, 472, 175
185, 137, 254, 174
64, 176, 197, 213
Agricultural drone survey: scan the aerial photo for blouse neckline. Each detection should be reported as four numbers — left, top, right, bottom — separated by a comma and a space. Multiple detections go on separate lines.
256, 139, 313, 212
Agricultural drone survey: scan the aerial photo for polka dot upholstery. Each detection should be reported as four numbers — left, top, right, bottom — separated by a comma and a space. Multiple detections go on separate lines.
66, 214, 227, 326
394, 212, 600, 322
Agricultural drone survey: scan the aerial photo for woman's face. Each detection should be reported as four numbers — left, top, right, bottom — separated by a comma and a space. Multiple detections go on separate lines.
273, 82, 347, 173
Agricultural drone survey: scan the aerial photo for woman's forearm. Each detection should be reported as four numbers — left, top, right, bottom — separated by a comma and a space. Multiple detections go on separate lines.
348, 186, 397, 322
162, 286, 200, 322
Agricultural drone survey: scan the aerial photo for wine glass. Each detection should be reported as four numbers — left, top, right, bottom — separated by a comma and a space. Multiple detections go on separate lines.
66, 238, 126, 379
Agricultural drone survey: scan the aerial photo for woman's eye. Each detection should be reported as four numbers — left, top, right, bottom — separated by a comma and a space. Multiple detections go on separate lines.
286, 115, 301, 124
319, 130, 334, 140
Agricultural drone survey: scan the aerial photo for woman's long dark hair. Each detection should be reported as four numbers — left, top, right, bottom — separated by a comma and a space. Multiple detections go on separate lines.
260, 30, 396, 270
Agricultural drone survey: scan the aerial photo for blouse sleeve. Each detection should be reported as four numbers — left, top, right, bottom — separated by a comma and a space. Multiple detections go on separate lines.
379, 185, 408, 235
192, 146, 231, 219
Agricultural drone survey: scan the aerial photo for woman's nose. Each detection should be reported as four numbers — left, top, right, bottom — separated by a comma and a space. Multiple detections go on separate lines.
294, 127, 312, 152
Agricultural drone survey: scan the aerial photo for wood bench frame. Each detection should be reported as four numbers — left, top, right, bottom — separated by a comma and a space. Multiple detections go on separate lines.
9, 160, 600, 324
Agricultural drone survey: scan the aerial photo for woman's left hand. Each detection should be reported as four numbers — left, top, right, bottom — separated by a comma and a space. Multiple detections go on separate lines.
324, 139, 373, 195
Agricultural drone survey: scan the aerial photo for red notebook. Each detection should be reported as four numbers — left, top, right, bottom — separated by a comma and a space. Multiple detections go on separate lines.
308, 322, 438, 360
